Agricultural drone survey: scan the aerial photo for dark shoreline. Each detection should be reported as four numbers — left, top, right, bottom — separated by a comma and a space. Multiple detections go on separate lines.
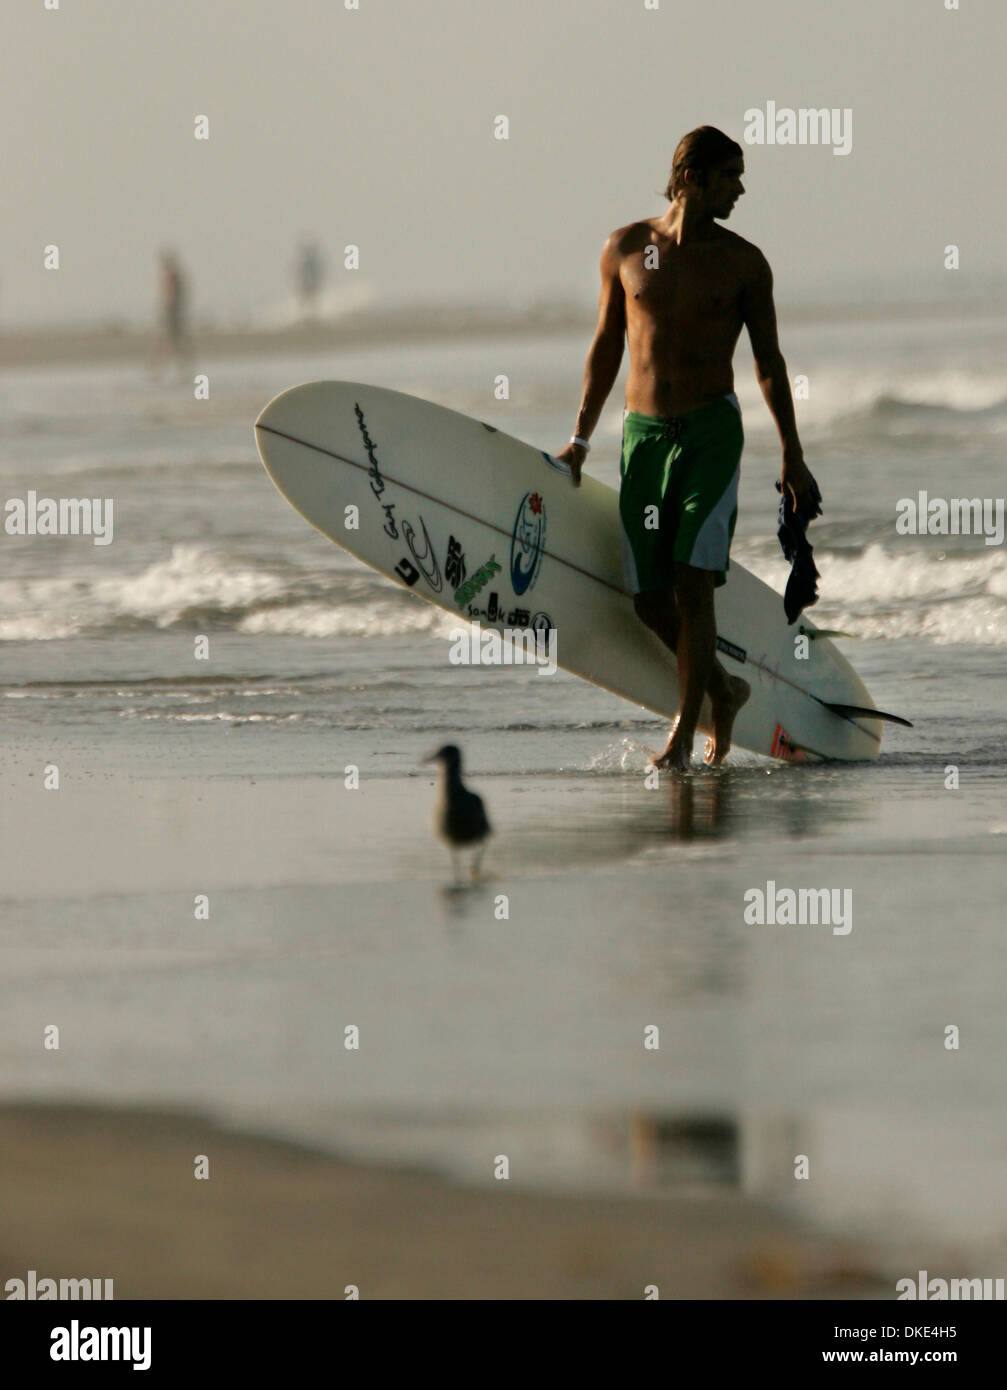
0, 1100, 893, 1299
2, 297, 1001, 372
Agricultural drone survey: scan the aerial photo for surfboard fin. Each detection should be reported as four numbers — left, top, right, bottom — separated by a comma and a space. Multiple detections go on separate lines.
799, 626, 855, 639
820, 702, 913, 728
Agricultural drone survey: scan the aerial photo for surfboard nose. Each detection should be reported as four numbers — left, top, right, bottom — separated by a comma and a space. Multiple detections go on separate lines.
255, 380, 354, 435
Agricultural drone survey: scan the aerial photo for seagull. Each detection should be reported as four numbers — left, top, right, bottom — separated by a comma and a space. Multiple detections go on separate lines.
424, 744, 491, 882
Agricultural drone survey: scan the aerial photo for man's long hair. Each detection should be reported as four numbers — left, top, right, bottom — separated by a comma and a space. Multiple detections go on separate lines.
665, 126, 743, 200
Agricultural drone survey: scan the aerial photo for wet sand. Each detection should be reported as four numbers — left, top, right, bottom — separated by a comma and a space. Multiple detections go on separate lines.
0, 1103, 890, 1300
2, 745, 1004, 1284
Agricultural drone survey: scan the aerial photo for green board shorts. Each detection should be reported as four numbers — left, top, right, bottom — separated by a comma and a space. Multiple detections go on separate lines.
619, 394, 743, 592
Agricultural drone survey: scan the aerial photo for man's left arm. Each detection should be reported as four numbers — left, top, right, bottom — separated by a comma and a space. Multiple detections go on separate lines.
742, 250, 818, 511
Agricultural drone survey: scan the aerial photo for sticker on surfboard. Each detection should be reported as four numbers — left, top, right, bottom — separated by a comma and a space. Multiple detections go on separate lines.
510, 491, 546, 596
771, 723, 809, 763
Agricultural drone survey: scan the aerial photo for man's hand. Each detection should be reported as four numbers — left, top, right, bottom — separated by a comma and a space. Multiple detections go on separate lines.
780, 452, 820, 516
554, 441, 587, 487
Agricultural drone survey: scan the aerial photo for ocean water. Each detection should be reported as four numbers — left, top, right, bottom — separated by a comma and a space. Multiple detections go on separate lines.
2, 311, 1006, 1252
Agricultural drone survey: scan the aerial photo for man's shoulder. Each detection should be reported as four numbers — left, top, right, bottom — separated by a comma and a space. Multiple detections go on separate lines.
717, 227, 772, 278
603, 219, 657, 258
715, 226, 766, 261
604, 221, 769, 260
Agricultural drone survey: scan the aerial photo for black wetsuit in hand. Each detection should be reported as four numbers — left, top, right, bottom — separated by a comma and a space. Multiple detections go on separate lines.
775, 476, 823, 624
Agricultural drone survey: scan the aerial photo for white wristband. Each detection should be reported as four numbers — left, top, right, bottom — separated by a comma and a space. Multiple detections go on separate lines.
570, 435, 591, 453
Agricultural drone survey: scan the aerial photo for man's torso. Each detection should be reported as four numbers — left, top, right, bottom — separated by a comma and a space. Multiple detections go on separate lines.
617, 218, 756, 416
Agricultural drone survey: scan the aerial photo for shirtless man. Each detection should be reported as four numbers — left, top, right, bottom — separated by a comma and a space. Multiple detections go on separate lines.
556, 126, 817, 769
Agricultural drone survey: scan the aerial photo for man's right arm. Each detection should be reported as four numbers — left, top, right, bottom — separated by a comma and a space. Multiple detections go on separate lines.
742, 247, 817, 510
555, 232, 626, 485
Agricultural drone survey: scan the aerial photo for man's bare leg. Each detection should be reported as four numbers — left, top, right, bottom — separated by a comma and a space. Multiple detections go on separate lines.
635, 578, 750, 768
659, 565, 716, 768
701, 673, 751, 766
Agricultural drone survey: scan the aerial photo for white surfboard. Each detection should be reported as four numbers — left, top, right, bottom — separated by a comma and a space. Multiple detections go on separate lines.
255, 381, 894, 762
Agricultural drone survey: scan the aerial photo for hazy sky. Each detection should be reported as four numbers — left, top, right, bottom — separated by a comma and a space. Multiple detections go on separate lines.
4, 0, 1005, 326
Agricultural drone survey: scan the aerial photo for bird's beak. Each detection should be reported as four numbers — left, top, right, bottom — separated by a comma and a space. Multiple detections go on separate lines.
421, 751, 439, 765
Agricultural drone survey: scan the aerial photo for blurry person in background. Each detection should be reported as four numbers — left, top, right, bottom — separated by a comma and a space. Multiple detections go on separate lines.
152, 247, 191, 375
295, 237, 325, 322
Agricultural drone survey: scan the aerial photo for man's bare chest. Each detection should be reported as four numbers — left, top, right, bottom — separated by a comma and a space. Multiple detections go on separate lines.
621, 253, 742, 322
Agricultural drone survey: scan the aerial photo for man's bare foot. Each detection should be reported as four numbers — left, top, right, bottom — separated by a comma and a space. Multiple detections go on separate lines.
654, 717, 693, 771
703, 676, 751, 766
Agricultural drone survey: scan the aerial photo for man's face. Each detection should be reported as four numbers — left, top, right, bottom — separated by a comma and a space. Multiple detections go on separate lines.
703, 158, 746, 218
